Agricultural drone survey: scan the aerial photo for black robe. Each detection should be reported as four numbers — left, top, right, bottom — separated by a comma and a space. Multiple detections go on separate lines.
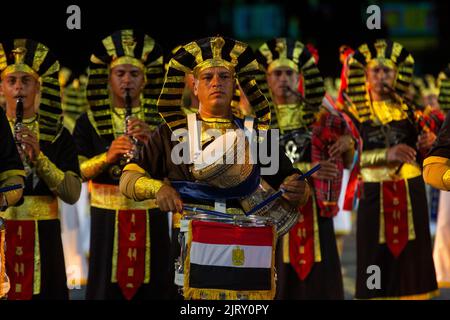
0, 108, 24, 179
3, 114, 80, 299
353, 117, 437, 299
73, 112, 171, 300
274, 124, 344, 300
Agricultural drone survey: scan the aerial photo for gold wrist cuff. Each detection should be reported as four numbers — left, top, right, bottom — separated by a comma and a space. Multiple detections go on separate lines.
35, 152, 65, 191
361, 148, 388, 167
79, 153, 108, 181
135, 177, 164, 200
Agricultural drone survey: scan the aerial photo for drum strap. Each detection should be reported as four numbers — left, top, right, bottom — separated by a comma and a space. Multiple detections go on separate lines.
187, 113, 201, 164
171, 165, 260, 201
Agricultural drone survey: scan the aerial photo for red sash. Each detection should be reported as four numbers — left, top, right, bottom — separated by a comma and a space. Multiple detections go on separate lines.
382, 180, 409, 258
289, 197, 315, 280
5, 220, 35, 300
116, 210, 147, 300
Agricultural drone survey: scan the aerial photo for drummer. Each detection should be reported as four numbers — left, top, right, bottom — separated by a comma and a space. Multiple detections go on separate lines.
120, 36, 311, 300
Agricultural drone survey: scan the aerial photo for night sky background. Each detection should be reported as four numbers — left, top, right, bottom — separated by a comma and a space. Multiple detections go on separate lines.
1, 0, 449, 79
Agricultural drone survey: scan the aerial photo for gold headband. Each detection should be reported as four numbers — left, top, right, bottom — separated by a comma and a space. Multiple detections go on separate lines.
110, 56, 145, 71
267, 59, 299, 73
193, 59, 235, 78
1, 64, 39, 80
367, 58, 396, 70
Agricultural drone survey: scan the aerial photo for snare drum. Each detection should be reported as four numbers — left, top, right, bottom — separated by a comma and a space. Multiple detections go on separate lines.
191, 131, 253, 189
175, 212, 276, 300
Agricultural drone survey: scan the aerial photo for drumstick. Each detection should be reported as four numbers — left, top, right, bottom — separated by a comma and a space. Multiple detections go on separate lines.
0, 184, 24, 194
182, 205, 234, 218
244, 164, 321, 216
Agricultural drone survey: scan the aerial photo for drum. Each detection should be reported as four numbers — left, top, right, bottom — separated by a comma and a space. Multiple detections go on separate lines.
175, 213, 276, 300
240, 179, 300, 237
191, 130, 253, 188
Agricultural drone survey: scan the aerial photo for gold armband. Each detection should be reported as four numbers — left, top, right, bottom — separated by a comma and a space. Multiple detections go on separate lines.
0, 176, 24, 208
135, 176, 165, 200
361, 148, 388, 167
79, 153, 108, 181
423, 156, 450, 191
34, 152, 64, 191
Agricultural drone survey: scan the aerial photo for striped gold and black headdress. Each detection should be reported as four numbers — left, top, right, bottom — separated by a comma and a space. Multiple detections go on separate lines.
438, 64, 450, 111
0, 39, 62, 142
158, 36, 271, 133
255, 38, 325, 126
347, 39, 414, 122
87, 29, 164, 140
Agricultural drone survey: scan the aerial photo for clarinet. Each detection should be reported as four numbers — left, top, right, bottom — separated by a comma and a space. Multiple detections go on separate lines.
382, 83, 430, 175
123, 88, 139, 163
14, 98, 32, 176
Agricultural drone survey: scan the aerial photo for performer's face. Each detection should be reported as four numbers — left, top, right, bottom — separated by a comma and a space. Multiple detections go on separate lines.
366, 64, 396, 98
266, 67, 299, 101
109, 64, 145, 104
0, 71, 40, 116
424, 94, 439, 109
194, 67, 235, 111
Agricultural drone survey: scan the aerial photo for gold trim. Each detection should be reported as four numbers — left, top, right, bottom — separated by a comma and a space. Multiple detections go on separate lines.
379, 182, 385, 244
267, 59, 298, 73
111, 210, 119, 283
0, 196, 58, 221
405, 179, 416, 241
144, 212, 150, 284
33, 221, 40, 295
293, 162, 312, 174
90, 183, 158, 210
359, 289, 440, 300
361, 163, 422, 182
110, 56, 144, 71
193, 59, 235, 78
0, 169, 26, 181
1, 64, 39, 80
361, 149, 387, 167
282, 233, 289, 263
312, 193, 321, 262
438, 281, 450, 288
423, 156, 450, 167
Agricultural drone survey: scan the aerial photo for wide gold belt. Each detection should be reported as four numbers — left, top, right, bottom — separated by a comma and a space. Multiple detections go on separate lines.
90, 182, 158, 210
0, 196, 58, 221
361, 162, 422, 183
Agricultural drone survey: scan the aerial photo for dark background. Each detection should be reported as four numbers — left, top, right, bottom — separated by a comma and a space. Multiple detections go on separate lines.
1, 0, 449, 79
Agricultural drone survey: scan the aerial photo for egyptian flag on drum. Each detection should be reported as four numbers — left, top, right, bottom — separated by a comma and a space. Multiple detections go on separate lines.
183, 220, 276, 300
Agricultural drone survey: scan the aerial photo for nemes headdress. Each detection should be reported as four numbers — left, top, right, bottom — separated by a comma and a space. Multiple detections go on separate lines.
347, 39, 414, 122
438, 64, 450, 111
158, 36, 271, 132
255, 38, 325, 115
87, 29, 164, 139
0, 39, 62, 142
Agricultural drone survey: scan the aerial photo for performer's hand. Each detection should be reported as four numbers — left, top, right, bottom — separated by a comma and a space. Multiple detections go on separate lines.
106, 135, 133, 164
387, 144, 416, 164
156, 184, 183, 213
416, 131, 436, 152
328, 135, 354, 159
281, 173, 310, 207
312, 160, 339, 180
127, 117, 151, 144
17, 126, 40, 163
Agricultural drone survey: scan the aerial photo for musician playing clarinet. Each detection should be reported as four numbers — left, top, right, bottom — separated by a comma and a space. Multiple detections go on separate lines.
255, 38, 357, 299
73, 30, 171, 300
0, 39, 81, 300
344, 39, 437, 299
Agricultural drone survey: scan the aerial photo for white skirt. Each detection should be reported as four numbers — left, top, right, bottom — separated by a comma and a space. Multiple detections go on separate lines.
333, 169, 352, 235
433, 190, 450, 288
